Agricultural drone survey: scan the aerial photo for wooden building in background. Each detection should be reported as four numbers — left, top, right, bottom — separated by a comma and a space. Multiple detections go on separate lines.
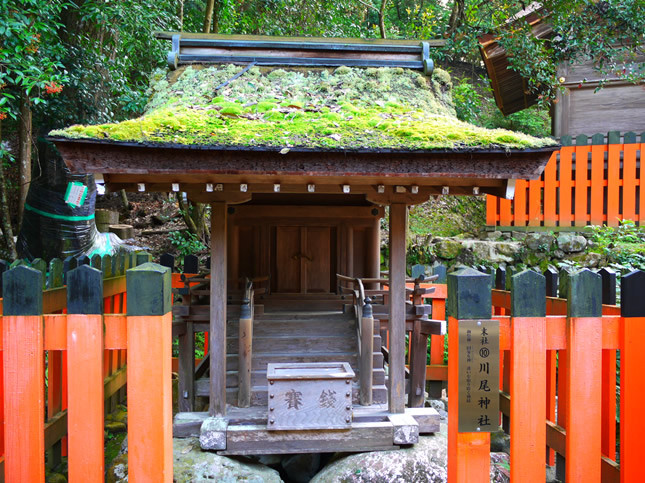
479, 11, 645, 138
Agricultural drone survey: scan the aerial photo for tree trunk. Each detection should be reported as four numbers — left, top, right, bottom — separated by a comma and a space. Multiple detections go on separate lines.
177, 195, 199, 235
179, 0, 184, 31
203, 0, 215, 33
378, 0, 388, 39
0, 121, 17, 259
447, 0, 465, 38
18, 93, 32, 228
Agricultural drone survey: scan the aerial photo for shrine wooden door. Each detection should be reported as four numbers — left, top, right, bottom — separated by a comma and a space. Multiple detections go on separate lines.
273, 226, 334, 293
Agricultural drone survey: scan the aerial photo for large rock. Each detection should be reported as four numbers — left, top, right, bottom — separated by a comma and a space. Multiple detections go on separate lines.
568, 251, 603, 268
525, 233, 556, 252
174, 438, 283, 482
435, 239, 462, 259
106, 438, 284, 482
495, 242, 521, 258
106, 454, 128, 483
490, 431, 510, 454
310, 434, 509, 482
557, 234, 587, 253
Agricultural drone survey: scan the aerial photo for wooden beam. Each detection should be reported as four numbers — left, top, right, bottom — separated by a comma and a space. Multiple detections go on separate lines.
388, 203, 407, 413
222, 421, 396, 455
55, 139, 554, 183
210, 202, 228, 416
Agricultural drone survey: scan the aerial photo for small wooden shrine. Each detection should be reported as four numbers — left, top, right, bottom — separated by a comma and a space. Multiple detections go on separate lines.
51, 32, 556, 454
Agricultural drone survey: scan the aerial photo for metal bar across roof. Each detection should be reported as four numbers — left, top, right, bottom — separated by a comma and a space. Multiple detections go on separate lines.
178, 38, 424, 53
177, 54, 424, 69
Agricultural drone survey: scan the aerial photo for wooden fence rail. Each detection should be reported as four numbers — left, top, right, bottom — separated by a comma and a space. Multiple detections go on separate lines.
486, 131, 645, 228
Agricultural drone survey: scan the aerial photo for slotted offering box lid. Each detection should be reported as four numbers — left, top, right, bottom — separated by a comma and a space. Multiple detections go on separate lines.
267, 362, 354, 381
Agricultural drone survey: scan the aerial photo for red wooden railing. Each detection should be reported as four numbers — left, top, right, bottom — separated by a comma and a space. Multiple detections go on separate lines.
0, 253, 179, 481
0, 274, 129, 476
421, 268, 643, 482
486, 132, 645, 228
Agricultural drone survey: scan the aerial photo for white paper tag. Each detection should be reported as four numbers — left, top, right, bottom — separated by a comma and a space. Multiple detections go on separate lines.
65, 181, 88, 208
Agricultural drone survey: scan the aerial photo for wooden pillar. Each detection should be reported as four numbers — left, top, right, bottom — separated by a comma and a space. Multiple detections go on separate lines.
565, 269, 602, 482
620, 270, 645, 483
360, 298, 374, 405
347, 224, 354, 278
210, 202, 228, 416
228, 223, 239, 288
367, 216, 381, 287
447, 268, 492, 483
67, 265, 104, 482
2, 266, 45, 482
238, 296, 253, 408
178, 319, 195, 412
126, 263, 173, 482
509, 270, 546, 483
388, 203, 407, 414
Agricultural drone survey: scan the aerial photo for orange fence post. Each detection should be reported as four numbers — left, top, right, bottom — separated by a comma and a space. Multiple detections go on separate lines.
574, 135, 590, 227
565, 269, 602, 481
509, 270, 546, 482
528, 178, 541, 226
620, 271, 645, 482
2, 266, 46, 481
589, 134, 605, 226
543, 152, 558, 225
513, 179, 528, 226
66, 266, 104, 481
622, 140, 637, 222
499, 198, 512, 226
127, 262, 173, 482
485, 194, 498, 226
447, 268, 491, 483
559, 144, 574, 227
607, 132, 621, 226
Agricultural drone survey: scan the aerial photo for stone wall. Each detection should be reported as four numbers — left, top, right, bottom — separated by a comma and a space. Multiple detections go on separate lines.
413, 230, 603, 270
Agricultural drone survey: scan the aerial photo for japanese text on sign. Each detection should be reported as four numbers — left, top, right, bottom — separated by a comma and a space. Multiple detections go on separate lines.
458, 319, 500, 432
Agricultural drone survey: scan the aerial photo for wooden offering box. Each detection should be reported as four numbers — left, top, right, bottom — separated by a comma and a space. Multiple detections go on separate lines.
267, 362, 355, 431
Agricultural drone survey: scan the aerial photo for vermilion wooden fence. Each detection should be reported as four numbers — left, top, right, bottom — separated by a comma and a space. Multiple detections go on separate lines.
486, 131, 645, 228
420, 266, 641, 482
0, 255, 176, 481
0, 251, 203, 480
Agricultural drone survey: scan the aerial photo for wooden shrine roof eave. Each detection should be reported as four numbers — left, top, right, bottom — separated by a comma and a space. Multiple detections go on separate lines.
51, 137, 557, 184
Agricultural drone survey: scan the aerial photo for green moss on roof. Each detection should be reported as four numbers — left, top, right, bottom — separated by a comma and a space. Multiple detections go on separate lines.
51, 64, 556, 151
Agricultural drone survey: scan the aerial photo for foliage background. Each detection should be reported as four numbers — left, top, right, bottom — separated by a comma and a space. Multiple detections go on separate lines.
0, 0, 643, 259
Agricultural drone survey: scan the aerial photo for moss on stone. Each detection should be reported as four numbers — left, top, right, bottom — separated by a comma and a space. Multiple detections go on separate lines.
51, 64, 557, 151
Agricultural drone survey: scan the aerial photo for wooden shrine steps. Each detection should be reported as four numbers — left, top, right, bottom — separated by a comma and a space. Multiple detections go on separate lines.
196, 309, 387, 405
257, 293, 349, 311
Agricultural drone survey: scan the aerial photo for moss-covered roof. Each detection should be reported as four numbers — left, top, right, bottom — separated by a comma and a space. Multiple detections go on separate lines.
51, 64, 557, 151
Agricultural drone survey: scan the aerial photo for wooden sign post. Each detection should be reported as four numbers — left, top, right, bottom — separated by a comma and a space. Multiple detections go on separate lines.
447, 267, 493, 483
